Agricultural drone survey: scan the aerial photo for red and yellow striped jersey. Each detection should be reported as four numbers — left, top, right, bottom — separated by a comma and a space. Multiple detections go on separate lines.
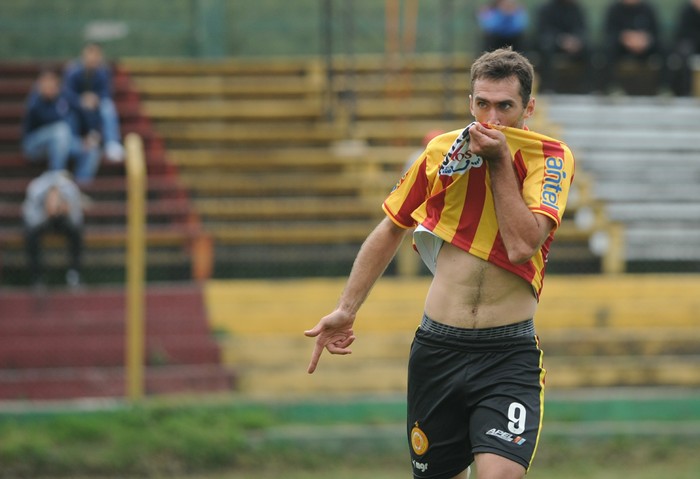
382, 124, 575, 299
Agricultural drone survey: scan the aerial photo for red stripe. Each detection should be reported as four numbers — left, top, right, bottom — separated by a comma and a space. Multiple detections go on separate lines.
543, 139, 575, 182
395, 157, 430, 225
513, 149, 527, 182
454, 165, 487, 247
541, 140, 566, 168
422, 175, 452, 231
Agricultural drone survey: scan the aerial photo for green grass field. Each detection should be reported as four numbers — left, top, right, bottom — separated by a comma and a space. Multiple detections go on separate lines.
193, 461, 700, 479
2, 390, 699, 478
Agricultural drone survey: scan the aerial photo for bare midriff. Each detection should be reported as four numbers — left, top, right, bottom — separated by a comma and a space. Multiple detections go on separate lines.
423, 242, 537, 329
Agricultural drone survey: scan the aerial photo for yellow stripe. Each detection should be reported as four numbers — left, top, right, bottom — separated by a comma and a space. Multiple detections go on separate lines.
527, 335, 547, 472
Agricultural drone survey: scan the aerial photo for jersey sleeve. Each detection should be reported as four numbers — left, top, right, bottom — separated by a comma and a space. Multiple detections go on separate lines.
382, 144, 442, 229
518, 137, 575, 228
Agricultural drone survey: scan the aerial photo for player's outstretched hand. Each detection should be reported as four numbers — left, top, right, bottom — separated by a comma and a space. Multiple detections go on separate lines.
304, 309, 356, 374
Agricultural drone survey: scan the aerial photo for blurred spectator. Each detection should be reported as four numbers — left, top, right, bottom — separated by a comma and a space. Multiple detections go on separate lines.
534, 0, 592, 93
403, 129, 445, 173
477, 0, 529, 53
669, 0, 700, 96
598, 0, 665, 94
22, 69, 102, 183
63, 43, 125, 162
23, 170, 84, 289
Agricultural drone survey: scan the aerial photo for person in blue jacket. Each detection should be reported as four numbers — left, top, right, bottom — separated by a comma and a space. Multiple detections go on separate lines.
22, 69, 102, 183
63, 43, 124, 162
478, 0, 529, 53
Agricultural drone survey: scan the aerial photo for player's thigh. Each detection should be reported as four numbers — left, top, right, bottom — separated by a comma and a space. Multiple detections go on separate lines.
449, 465, 471, 479
473, 452, 525, 479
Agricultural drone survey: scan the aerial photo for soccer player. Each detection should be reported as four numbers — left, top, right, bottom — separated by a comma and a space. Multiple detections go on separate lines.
304, 47, 575, 479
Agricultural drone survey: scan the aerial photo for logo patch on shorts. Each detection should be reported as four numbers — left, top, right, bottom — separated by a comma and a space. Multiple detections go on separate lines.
411, 422, 429, 455
485, 428, 527, 445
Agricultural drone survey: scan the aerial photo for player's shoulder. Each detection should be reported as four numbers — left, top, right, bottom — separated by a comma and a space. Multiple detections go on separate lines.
508, 126, 574, 155
426, 129, 462, 149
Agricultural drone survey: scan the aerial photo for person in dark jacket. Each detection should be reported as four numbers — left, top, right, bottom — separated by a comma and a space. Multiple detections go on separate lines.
22, 69, 102, 183
669, 0, 700, 96
63, 43, 124, 162
534, 0, 592, 93
598, 0, 665, 94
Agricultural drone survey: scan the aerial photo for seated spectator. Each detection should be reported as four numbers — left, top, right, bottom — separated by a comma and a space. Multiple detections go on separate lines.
534, 0, 592, 93
63, 43, 125, 162
403, 129, 445, 173
23, 170, 84, 289
22, 69, 102, 184
598, 0, 665, 94
669, 0, 700, 96
477, 0, 529, 53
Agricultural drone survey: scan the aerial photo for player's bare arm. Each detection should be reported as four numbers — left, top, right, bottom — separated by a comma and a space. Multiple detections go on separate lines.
305, 217, 409, 373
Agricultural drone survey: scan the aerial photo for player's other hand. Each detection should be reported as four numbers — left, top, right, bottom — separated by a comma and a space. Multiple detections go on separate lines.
304, 309, 356, 374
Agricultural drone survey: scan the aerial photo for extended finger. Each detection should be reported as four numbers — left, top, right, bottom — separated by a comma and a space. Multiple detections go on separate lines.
307, 340, 324, 374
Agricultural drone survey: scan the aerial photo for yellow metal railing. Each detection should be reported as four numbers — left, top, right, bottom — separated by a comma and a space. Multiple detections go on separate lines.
125, 133, 146, 401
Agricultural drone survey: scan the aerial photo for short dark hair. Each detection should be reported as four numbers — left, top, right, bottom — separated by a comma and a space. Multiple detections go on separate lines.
470, 47, 535, 107
37, 65, 60, 79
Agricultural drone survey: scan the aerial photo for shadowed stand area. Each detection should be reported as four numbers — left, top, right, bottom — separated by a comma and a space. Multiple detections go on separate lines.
0, 284, 234, 400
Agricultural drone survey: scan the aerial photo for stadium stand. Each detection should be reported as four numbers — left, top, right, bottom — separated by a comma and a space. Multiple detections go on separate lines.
0, 284, 234, 400
544, 94, 700, 270
0, 62, 227, 399
0, 62, 213, 284
2, 53, 694, 399
122, 53, 611, 277
205, 275, 700, 396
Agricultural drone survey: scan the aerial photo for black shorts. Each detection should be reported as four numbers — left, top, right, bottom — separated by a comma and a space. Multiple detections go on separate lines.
407, 315, 546, 479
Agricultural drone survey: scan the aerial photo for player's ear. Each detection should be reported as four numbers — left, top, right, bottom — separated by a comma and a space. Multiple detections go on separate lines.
523, 97, 535, 120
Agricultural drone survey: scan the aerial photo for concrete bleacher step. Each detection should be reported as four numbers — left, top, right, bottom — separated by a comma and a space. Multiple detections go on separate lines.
141, 98, 324, 121
544, 95, 700, 129
0, 197, 196, 225
0, 364, 233, 401
547, 355, 700, 388
0, 284, 234, 400
204, 276, 700, 396
182, 172, 396, 198
219, 333, 700, 396
166, 146, 415, 171
208, 220, 377, 245
194, 196, 384, 222
131, 76, 320, 98
155, 121, 345, 146
0, 335, 222, 369
560, 128, 698, 153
